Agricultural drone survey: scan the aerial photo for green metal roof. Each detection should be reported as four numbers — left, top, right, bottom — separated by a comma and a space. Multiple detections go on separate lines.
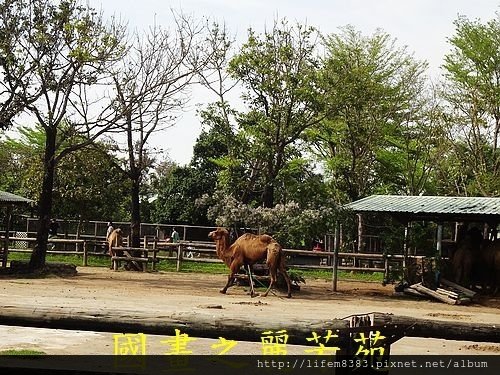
345, 195, 500, 221
0, 191, 35, 206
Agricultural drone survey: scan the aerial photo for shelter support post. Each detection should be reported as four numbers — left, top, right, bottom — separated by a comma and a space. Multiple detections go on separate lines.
436, 223, 443, 257
332, 221, 340, 292
2, 207, 12, 268
403, 222, 409, 283
434, 222, 443, 287
356, 214, 363, 268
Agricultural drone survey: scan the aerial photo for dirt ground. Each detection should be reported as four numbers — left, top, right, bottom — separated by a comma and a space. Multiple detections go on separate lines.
0, 266, 500, 356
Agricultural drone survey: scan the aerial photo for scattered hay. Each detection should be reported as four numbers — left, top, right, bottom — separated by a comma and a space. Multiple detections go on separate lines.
197, 304, 223, 309
426, 312, 472, 320
231, 301, 268, 306
461, 344, 500, 352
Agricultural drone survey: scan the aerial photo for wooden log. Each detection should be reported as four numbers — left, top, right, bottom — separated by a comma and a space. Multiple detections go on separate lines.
0, 305, 350, 347
0, 305, 499, 346
374, 313, 500, 343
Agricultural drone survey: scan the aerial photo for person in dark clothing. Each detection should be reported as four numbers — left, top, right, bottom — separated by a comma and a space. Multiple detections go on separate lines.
48, 218, 60, 250
48, 218, 59, 237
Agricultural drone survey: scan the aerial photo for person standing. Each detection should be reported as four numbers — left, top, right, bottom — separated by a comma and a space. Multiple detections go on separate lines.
106, 222, 114, 240
171, 227, 180, 243
48, 218, 59, 250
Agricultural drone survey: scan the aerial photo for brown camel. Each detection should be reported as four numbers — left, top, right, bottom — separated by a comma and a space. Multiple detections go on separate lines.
479, 239, 500, 294
208, 227, 292, 298
451, 227, 500, 294
107, 228, 142, 271
452, 227, 482, 289
107, 228, 124, 257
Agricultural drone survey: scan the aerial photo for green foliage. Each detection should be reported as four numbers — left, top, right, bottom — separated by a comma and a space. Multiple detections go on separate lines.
311, 26, 428, 202
441, 15, 500, 196
0, 125, 130, 221
223, 19, 324, 207
0, 0, 126, 269
149, 125, 228, 225
442, 15, 500, 196
151, 165, 216, 225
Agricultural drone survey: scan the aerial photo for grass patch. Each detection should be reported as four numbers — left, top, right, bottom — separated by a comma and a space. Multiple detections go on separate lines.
0, 349, 46, 355
164, 260, 228, 274
7, 251, 384, 283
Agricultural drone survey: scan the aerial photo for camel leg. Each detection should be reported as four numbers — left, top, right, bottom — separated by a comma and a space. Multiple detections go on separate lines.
247, 265, 257, 297
280, 265, 293, 298
221, 262, 239, 294
220, 273, 236, 294
262, 266, 276, 297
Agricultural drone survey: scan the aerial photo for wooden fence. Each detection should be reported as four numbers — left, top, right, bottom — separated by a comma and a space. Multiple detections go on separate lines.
2, 236, 415, 278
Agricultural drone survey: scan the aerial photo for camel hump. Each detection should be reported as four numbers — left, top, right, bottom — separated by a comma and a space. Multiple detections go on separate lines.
261, 234, 274, 243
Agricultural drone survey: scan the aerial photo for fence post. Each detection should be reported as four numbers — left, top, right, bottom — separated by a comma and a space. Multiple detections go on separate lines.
176, 244, 183, 272
152, 240, 157, 271
83, 241, 88, 267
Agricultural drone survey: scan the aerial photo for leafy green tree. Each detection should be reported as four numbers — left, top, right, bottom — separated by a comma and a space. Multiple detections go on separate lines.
375, 88, 448, 196
226, 19, 324, 207
0, 0, 125, 270
1, 125, 129, 221
311, 26, 428, 202
0, 129, 37, 195
151, 166, 212, 225
441, 14, 500, 196
150, 126, 226, 225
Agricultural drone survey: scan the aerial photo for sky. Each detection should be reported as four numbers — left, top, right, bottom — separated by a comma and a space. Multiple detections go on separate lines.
84, 1, 499, 165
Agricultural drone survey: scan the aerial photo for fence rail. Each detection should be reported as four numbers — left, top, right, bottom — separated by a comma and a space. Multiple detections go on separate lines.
2, 235, 415, 277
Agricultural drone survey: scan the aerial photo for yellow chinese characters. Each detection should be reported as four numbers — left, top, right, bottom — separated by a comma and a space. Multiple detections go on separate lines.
161, 328, 197, 355
261, 329, 288, 355
113, 333, 147, 355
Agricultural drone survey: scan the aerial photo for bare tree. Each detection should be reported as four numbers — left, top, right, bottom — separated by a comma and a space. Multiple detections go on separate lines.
0, 0, 126, 270
108, 13, 209, 247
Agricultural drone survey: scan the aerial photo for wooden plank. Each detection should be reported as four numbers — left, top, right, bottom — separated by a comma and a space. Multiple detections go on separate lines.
440, 278, 477, 298
436, 287, 459, 299
111, 257, 148, 263
410, 283, 458, 305
403, 287, 426, 298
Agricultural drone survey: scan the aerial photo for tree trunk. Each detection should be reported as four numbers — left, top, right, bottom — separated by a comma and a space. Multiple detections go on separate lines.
261, 157, 278, 208
261, 183, 274, 208
29, 128, 57, 271
130, 178, 141, 248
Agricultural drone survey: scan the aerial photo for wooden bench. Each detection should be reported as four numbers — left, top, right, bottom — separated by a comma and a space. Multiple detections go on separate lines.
111, 247, 159, 272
